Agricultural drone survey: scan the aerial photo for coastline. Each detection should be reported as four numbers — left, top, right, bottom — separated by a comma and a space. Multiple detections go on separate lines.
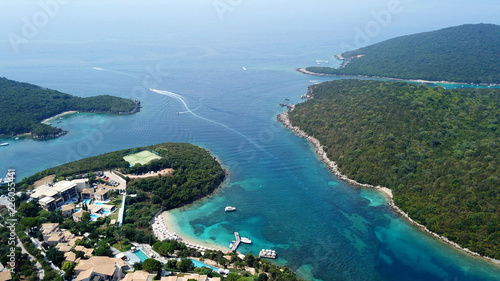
41, 110, 79, 124
296, 67, 500, 87
160, 210, 230, 254
277, 110, 500, 266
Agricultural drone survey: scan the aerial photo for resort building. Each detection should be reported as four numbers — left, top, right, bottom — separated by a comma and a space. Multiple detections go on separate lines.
80, 188, 94, 200
40, 223, 78, 247
94, 188, 110, 202
73, 210, 88, 222
122, 270, 150, 281
38, 196, 57, 212
72, 178, 90, 192
30, 180, 79, 210
64, 251, 79, 264
74, 256, 128, 281
73, 245, 94, 258
61, 203, 75, 217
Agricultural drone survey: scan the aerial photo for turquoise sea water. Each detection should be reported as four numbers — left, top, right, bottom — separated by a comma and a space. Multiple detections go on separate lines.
1, 2, 500, 280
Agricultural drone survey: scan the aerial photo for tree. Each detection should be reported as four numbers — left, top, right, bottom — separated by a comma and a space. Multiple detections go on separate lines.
82, 211, 91, 222
142, 258, 162, 273
176, 258, 194, 272
61, 261, 75, 279
94, 241, 112, 257
244, 253, 255, 267
226, 272, 240, 281
258, 272, 269, 281
133, 262, 142, 270
46, 246, 64, 268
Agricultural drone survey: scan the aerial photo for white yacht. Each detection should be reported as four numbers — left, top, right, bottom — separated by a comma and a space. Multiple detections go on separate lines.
225, 206, 236, 212
241, 237, 252, 244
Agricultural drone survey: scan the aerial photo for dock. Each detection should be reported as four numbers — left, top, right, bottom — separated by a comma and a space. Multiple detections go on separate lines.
230, 232, 241, 252
259, 249, 277, 259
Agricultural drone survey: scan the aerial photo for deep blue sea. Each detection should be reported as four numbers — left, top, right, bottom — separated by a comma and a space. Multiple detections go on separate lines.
1, 1, 500, 280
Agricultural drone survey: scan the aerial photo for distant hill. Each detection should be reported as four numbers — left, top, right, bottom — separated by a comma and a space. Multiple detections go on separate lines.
288, 80, 500, 259
0, 77, 140, 138
305, 24, 500, 84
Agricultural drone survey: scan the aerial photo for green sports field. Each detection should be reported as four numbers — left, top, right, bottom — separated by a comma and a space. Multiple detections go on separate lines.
123, 150, 161, 166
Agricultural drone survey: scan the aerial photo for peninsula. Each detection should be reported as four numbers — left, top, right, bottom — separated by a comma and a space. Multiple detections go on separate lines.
281, 79, 500, 260
0, 77, 141, 139
4, 143, 303, 281
303, 24, 500, 84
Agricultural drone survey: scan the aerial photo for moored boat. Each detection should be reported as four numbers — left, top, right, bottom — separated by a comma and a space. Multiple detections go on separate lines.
0, 143, 9, 146
241, 237, 252, 244
225, 206, 236, 212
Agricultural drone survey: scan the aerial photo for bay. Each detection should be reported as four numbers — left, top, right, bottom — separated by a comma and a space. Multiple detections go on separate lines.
1, 1, 500, 280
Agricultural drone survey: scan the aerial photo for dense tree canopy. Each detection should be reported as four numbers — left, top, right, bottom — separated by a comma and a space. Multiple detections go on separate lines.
289, 79, 500, 259
0, 77, 139, 137
306, 24, 500, 84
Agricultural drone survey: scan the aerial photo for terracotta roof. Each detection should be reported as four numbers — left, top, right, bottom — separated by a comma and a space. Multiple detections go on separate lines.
0, 271, 12, 281
75, 268, 93, 281
122, 270, 149, 281
61, 203, 75, 211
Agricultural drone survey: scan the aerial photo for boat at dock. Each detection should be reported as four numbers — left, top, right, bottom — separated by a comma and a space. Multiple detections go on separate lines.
225, 206, 236, 212
241, 237, 252, 244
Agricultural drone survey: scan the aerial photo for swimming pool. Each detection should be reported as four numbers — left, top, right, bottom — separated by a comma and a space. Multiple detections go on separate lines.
190, 259, 219, 271
133, 249, 148, 263
95, 202, 103, 205
90, 214, 99, 220
84, 199, 90, 204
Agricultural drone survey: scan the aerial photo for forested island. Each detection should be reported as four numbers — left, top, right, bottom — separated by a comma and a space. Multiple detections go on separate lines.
304, 24, 500, 84
286, 80, 500, 259
0, 77, 140, 139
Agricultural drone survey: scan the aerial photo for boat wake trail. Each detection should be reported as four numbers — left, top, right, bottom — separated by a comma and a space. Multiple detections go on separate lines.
150, 88, 266, 152
92, 67, 139, 79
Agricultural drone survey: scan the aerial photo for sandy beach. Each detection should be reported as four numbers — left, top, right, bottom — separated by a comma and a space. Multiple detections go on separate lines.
296, 67, 499, 87
160, 211, 230, 253
277, 110, 500, 266
41, 110, 79, 124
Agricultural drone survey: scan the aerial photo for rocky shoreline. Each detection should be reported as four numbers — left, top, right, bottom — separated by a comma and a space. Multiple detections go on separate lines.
277, 110, 500, 266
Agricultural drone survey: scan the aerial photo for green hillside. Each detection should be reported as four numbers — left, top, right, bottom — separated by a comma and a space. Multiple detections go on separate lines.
306, 24, 500, 84
288, 79, 500, 259
0, 77, 140, 138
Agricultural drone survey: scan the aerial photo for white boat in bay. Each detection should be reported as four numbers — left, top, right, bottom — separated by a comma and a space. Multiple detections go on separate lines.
0, 143, 9, 146
241, 237, 252, 244
225, 206, 236, 212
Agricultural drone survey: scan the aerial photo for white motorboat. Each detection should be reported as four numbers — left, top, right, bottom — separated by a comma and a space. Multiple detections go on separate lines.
241, 237, 252, 244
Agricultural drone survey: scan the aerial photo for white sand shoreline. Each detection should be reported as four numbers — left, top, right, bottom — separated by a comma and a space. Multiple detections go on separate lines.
296, 67, 500, 87
41, 110, 79, 124
277, 110, 500, 266
160, 211, 230, 254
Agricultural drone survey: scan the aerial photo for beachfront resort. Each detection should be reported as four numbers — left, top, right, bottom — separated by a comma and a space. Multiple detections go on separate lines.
0, 147, 295, 281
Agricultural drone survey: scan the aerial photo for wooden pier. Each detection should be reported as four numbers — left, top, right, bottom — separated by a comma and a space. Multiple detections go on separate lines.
230, 232, 241, 252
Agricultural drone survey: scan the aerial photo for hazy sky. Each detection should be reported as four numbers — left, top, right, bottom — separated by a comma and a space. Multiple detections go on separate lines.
1, 0, 499, 56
